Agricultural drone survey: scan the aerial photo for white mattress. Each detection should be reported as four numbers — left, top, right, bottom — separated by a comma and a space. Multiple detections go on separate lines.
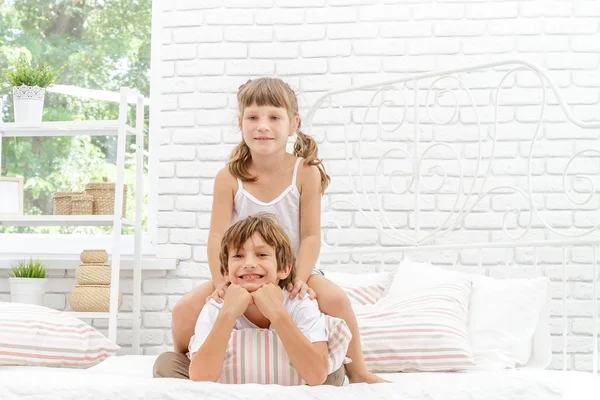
1, 355, 599, 400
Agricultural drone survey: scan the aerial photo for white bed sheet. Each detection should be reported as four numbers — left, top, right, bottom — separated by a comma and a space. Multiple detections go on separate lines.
1, 355, 599, 400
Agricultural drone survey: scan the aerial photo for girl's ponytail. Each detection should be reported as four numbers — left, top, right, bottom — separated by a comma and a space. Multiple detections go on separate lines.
227, 141, 256, 182
293, 125, 330, 195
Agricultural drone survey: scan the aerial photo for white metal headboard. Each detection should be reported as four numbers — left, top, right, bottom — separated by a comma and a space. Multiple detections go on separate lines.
304, 59, 599, 374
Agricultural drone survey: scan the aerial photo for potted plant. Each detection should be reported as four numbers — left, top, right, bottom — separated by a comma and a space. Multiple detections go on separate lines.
5, 58, 62, 123
9, 258, 49, 305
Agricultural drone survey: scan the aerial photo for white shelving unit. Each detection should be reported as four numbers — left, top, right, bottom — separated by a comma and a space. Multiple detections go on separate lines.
0, 88, 144, 354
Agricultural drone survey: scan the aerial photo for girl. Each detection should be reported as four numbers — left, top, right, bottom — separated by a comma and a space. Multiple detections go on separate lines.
171, 77, 385, 384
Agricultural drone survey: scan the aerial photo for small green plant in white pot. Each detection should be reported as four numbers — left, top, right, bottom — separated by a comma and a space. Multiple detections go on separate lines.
9, 258, 48, 305
5, 58, 62, 123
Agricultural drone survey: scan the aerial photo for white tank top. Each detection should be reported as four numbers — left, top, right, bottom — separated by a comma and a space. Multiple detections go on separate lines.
232, 158, 302, 255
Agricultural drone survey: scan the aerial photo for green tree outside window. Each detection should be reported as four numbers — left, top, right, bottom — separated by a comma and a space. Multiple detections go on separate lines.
0, 0, 152, 234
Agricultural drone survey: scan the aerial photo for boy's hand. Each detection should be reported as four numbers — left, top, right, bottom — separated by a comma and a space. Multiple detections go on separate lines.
221, 284, 253, 319
206, 281, 230, 304
286, 278, 316, 300
252, 283, 286, 321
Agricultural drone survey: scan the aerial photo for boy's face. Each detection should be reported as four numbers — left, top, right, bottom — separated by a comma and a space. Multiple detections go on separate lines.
225, 232, 291, 292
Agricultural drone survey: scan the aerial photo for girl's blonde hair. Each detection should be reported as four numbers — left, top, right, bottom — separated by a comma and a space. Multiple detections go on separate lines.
228, 77, 330, 195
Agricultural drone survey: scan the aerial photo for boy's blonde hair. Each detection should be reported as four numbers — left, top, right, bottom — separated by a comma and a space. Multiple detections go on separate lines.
228, 77, 330, 195
219, 213, 296, 289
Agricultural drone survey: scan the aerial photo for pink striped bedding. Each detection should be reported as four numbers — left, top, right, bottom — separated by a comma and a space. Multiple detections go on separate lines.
217, 315, 351, 385
339, 282, 387, 306
356, 277, 475, 372
0, 302, 119, 369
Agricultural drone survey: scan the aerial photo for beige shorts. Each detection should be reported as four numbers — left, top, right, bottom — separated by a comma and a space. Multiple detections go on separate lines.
153, 351, 345, 386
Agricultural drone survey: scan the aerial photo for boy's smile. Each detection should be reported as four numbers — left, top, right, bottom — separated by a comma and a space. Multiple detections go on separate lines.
226, 232, 290, 292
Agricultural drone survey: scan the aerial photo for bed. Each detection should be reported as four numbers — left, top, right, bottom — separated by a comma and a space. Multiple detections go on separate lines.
0, 355, 599, 399
2, 59, 600, 398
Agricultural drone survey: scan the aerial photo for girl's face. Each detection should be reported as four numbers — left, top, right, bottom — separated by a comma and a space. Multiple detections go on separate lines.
241, 103, 299, 157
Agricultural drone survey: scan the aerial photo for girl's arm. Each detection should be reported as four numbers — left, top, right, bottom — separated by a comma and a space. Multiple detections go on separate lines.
270, 312, 329, 386
295, 162, 323, 283
207, 168, 236, 286
188, 311, 237, 382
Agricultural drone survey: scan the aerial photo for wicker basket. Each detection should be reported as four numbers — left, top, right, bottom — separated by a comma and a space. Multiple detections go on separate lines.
68, 285, 123, 312
71, 194, 93, 215
53, 192, 83, 215
76, 264, 111, 285
80, 249, 108, 264
85, 177, 128, 217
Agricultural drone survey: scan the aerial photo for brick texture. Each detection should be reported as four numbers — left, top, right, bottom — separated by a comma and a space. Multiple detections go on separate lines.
16, 0, 600, 370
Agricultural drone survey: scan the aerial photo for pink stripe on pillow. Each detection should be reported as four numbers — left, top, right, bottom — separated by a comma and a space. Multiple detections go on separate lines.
339, 283, 386, 306
264, 331, 270, 384
0, 302, 119, 369
216, 316, 351, 385
357, 279, 475, 373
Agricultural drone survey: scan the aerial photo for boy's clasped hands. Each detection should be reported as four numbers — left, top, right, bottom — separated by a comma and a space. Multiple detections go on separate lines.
221, 283, 286, 322
208, 278, 315, 305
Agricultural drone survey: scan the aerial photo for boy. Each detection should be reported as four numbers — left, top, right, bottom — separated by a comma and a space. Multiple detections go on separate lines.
153, 213, 346, 386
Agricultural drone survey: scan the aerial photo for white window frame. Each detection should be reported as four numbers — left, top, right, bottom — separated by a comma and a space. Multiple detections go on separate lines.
0, 1, 163, 261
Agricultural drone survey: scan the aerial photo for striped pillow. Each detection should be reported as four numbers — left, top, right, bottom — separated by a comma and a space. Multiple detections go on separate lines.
339, 283, 386, 306
357, 277, 475, 372
217, 316, 351, 385
0, 302, 119, 369
325, 271, 392, 307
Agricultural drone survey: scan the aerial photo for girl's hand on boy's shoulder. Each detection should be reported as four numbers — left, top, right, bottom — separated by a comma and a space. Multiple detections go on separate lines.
286, 278, 316, 301
252, 283, 286, 321
206, 281, 230, 304
221, 284, 253, 319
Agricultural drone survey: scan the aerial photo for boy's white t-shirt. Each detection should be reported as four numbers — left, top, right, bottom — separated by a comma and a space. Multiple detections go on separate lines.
188, 288, 328, 356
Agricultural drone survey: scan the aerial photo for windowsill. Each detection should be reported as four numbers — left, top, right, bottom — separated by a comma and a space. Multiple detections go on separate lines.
0, 232, 178, 270
0, 255, 177, 270
0, 232, 155, 254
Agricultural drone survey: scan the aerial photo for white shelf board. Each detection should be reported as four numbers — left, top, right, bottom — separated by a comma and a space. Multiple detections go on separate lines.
0, 256, 177, 270
67, 312, 133, 320
0, 215, 134, 227
0, 120, 136, 137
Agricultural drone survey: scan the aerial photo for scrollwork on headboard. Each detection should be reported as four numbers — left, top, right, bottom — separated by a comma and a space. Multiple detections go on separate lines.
304, 59, 600, 250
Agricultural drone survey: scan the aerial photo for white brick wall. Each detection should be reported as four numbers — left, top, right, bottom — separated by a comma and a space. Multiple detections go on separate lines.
5, 0, 596, 369
160, 0, 600, 368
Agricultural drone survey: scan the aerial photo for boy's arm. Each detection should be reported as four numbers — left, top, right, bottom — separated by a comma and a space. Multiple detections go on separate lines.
189, 285, 253, 382
252, 284, 329, 386
189, 310, 237, 382
270, 312, 329, 386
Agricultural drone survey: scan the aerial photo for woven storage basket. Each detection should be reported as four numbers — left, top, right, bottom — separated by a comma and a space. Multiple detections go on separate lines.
76, 264, 111, 285
85, 177, 128, 217
68, 285, 123, 312
80, 249, 108, 264
71, 194, 93, 215
53, 192, 83, 215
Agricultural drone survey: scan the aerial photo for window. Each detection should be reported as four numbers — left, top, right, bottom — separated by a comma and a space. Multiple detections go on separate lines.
0, 0, 160, 256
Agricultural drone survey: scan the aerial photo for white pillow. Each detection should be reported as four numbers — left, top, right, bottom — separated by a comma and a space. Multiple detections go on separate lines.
387, 258, 552, 370
526, 292, 552, 369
